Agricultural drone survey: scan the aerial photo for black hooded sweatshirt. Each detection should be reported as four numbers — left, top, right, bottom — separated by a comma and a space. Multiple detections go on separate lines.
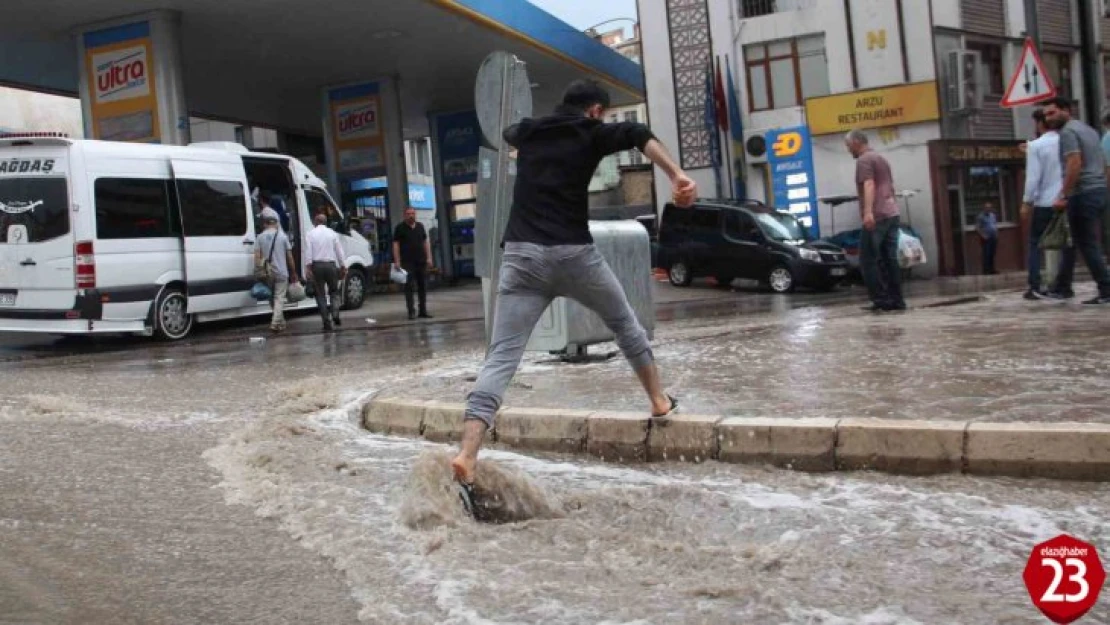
501, 104, 656, 246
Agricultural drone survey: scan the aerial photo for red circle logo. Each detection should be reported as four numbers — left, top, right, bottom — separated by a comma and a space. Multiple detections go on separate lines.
1023, 534, 1106, 623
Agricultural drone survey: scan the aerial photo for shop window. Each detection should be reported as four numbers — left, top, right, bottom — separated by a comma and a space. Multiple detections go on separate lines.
963, 165, 1016, 227
744, 35, 829, 111
966, 41, 1004, 96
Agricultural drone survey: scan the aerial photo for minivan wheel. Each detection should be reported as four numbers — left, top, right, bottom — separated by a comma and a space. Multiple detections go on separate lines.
342, 268, 366, 310
668, 261, 693, 287
767, 266, 795, 293
154, 288, 193, 341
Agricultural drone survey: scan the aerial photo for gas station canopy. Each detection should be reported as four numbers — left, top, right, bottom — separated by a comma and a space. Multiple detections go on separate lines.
0, 0, 644, 138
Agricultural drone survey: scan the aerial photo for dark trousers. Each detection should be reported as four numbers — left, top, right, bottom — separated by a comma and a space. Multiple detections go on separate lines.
404, 263, 428, 315
1054, 188, 1110, 297
1027, 206, 1055, 291
981, 236, 998, 274
311, 261, 340, 326
859, 215, 905, 309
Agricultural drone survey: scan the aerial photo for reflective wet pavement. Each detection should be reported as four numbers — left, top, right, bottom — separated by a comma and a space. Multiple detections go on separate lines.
1, 277, 1108, 624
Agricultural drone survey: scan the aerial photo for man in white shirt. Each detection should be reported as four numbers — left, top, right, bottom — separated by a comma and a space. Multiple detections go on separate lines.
305, 213, 347, 332
1020, 109, 1062, 299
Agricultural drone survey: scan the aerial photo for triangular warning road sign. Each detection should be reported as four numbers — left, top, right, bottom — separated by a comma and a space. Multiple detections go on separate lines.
1001, 38, 1056, 108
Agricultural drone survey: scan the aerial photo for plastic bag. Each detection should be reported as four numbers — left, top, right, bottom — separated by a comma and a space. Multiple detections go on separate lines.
897, 231, 927, 268
1039, 211, 1072, 250
390, 265, 409, 285
250, 282, 273, 301
287, 281, 307, 302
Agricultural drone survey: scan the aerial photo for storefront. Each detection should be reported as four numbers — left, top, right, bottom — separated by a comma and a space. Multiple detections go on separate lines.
927, 140, 1027, 276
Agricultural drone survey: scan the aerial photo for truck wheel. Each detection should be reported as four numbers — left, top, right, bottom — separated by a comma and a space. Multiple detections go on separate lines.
154, 288, 193, 341
767, 266, 795, 293
668, 261, 693, 287
342, 268, 367, 310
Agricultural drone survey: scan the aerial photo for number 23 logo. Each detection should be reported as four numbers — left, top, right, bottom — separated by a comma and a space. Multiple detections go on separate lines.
1040, 558, 1089, 603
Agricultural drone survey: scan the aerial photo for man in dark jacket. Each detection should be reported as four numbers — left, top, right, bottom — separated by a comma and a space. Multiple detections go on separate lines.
451, 79, 697, 489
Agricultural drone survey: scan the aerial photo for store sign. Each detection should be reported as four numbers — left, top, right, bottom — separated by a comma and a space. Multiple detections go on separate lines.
805, 81, 940, 136
946, 144, 1025, 163
766, 126, 819, 239
434, 110, 481, 186
83, 21, 160, 142
328, 82, 386, 178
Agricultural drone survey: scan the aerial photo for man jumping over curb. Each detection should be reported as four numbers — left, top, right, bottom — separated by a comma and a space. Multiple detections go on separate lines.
451, 79, 697, 494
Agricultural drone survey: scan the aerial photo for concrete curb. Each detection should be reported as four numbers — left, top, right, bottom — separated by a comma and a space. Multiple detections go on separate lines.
360, 398, 1110, 481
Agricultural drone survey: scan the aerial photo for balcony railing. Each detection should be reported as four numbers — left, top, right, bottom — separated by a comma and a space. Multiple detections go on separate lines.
739, 0, 818, 18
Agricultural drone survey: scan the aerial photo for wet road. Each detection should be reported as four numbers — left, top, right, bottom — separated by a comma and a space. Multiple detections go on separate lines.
1, 279, 1107, 624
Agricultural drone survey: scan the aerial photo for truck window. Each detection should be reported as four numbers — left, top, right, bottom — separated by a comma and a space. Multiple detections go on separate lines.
95, 178, 178, 239
176, 180, 248, 237
0, 177, 69, 243
304, 188, 346, 234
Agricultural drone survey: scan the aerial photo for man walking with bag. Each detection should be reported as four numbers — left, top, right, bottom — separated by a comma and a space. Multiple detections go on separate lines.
392, 207, 434, 320
846, 129, 906, 312
255, 214, 299, 333
306, 213, 347, 331
1021, 109, 1062, 299
1040, 97, 1110, 305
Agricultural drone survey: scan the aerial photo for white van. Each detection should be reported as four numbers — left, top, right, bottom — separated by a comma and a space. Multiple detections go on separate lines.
0, 134, 374, 340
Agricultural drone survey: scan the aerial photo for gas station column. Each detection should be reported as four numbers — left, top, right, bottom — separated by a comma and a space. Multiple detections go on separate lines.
75, 10, 190, 145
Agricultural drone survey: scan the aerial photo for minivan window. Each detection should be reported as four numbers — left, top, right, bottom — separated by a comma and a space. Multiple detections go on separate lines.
691, 209, 718, 233
723, 210, 759, 241
0, 177, 69, 243
176, 179, 248, 237
756, 212, 807, 242
95, 178, 178, 239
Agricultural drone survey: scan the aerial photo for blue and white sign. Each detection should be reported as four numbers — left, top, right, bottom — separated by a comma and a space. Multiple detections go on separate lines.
434, 110, 481, 186
765, 126, 819, 239
354, 178, 436, 210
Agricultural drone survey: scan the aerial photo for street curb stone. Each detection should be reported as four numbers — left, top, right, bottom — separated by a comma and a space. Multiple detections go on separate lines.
359, 398, 1110, 481
718, 417, 838, 471
836, 418, 966, 475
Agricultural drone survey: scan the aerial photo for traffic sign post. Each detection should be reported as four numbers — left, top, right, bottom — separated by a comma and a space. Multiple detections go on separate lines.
1022, 534, 1105, 623
1002, 37, 1056, 108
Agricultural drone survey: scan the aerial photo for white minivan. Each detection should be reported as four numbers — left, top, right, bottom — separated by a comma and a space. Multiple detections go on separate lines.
0, 134, 374, 340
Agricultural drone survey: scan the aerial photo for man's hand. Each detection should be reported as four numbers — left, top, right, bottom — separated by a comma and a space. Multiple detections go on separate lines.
1053, 196, 1068, 212
427, 259, 434, 270
672, 173, 697, 208
862, 213, 876, 231
1020, 202, 1032, 220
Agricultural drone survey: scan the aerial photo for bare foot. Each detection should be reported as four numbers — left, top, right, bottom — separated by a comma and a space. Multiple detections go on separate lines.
451, 454, 476, 485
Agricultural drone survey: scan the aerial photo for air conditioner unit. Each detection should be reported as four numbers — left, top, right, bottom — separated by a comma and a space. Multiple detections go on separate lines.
743, 129, 770, 164
946, 49, 983, 113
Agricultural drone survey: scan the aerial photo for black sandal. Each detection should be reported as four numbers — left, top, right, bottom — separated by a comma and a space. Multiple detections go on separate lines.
652, 395, 678, 419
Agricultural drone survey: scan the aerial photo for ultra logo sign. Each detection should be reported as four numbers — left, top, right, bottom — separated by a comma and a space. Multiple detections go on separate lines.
92, 45, 151, 104
335, 101, 379, 141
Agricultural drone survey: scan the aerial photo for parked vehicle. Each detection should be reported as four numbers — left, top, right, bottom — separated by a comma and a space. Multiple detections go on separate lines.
657, 199, 849, 293
0, 134, 373, 340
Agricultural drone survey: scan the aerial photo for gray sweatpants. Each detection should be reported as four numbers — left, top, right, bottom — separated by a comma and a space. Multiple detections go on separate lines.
465, 242, 654, 428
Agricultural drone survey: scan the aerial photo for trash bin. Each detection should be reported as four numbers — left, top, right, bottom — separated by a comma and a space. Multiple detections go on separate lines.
526, 220, 655, 354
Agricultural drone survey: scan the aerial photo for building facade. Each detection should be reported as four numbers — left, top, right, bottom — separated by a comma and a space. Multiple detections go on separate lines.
588, 25, 650, 193
639, 0, 1103, 278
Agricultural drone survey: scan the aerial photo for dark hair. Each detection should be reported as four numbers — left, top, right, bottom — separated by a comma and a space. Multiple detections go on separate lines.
1043, 96, 1073, 111
1032, 109, 1046, 123
561, 79, 611, 112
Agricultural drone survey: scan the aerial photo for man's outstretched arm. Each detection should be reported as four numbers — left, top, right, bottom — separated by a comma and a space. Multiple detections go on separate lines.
642, 139, 697, 207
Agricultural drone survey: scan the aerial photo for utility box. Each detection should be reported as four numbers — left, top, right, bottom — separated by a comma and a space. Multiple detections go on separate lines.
526, 220, 655, 355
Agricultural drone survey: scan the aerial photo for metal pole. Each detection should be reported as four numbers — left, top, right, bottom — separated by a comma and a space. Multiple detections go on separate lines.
1022, 0, 1040, 50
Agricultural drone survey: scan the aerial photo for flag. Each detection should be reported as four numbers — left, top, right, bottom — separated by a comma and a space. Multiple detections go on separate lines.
725, 56, 747, 200
713, 57, 728, 132
704, 59, 723, 198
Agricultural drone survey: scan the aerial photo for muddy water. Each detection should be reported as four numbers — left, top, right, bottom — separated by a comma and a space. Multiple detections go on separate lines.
204, 393, 1110, 625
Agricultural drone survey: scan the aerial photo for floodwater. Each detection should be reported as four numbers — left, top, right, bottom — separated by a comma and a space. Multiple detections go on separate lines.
2, 294, 1109, 624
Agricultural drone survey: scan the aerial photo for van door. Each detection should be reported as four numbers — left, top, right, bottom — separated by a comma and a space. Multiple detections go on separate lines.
0, 148, 75, 311
170, 158, 255, 314
721, 210, 766, 280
